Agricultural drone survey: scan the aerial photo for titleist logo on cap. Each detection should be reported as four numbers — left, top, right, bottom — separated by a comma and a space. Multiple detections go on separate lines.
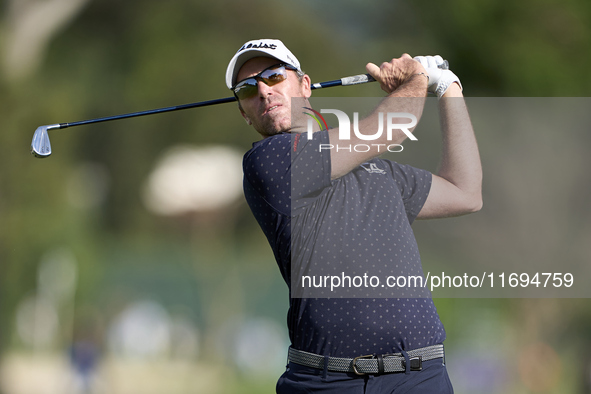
238, 42, 278, 52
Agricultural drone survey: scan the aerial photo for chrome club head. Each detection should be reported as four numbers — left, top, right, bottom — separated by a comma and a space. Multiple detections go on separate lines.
31, 124, 59, 158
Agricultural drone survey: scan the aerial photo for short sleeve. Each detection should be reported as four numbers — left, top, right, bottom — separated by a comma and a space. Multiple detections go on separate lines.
382, 160, 432, 223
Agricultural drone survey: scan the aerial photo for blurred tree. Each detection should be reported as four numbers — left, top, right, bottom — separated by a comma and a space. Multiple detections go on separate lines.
2, 0, 90, 80
411, 0, 591, 95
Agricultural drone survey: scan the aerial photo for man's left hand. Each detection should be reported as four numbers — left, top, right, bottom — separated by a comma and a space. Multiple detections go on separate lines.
414, 55, 462, 97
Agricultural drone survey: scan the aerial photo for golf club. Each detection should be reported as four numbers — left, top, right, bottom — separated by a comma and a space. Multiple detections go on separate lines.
31, 61, 449, 158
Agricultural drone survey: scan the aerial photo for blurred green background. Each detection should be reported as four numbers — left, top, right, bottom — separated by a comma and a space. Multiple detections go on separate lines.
1, 0, 591, 393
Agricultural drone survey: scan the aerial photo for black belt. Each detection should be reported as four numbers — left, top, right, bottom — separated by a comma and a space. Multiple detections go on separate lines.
288, 344, 444, 375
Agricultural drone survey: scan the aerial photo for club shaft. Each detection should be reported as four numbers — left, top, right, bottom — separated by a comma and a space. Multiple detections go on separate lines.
61, 96, 238, 128
46, 59, 450, 130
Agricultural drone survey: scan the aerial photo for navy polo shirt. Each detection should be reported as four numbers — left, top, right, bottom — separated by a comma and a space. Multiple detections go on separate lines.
243, 130, 446, 357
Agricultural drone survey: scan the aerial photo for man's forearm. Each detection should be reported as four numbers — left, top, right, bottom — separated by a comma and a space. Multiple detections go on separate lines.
364, 73, 428, 143
437, 84, 482, 202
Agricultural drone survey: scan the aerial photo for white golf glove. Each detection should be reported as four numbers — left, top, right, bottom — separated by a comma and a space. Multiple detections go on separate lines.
414, 55, 462, 98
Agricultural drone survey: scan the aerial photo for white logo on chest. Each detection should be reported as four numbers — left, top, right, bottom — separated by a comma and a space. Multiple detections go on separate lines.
360, 163, 386, 175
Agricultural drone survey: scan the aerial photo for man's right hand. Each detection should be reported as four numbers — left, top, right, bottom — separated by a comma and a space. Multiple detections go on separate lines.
366, 54, 427, 94
328, 54, 429, 179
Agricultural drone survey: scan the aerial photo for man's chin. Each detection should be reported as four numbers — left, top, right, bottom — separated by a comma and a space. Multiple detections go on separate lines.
258, 127, 288, 138
258, 120, 293, 137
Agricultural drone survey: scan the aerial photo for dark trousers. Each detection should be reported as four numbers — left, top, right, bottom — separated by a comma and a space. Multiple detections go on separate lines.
276, 358, 453, 394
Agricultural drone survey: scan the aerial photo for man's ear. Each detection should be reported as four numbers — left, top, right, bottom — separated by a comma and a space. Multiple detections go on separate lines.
240, 107, 252, 125
302, 74, 312, 98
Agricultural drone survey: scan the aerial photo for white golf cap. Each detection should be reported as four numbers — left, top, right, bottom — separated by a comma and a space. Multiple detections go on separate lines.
225, 39, 301, 89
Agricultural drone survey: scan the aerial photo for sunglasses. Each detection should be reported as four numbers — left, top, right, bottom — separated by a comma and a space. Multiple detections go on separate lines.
232, 63, 299, 100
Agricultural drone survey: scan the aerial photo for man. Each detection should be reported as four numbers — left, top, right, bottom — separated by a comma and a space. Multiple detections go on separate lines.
226, 39, 482, 393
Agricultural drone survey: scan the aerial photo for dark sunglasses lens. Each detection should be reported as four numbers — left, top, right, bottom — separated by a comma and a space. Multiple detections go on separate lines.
234, 79, 258, 99
260, 67, 288, 86
234, 65, 290, 99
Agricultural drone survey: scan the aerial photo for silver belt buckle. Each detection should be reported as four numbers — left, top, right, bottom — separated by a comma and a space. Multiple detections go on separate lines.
352, 354, 374, 376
